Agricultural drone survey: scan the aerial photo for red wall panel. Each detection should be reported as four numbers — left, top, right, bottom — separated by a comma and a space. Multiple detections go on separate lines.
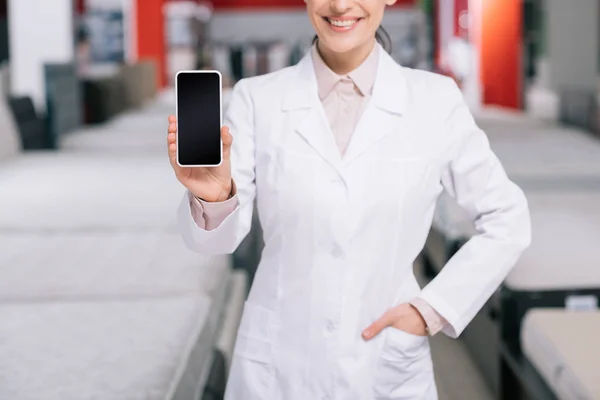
481, 0, 521, 109
75, 0, 85, 15
211, 0, 415, 10
453, 0, 468, 37
136, 0, 167, 88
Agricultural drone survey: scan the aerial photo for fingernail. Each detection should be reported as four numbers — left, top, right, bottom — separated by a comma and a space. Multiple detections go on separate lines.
363, 330, 371, 339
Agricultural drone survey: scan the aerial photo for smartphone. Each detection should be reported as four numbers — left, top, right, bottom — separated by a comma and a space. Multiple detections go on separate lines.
176, 70, 222, 167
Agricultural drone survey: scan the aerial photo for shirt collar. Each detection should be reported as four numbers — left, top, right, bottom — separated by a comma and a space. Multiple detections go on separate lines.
311, 42, 379, 100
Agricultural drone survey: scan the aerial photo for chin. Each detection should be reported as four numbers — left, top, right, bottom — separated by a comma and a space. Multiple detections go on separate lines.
320, 41, 356, 54
318, 35, 365, 54
317, 25, 375, 54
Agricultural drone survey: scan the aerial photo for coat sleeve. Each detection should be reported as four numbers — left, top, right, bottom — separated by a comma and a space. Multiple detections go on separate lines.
176, 79, 256, 255
417, 78, 532, 338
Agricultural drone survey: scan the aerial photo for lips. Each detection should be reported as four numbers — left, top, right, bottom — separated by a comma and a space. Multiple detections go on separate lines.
327, 17, 359, 27
323, 16, 363, 31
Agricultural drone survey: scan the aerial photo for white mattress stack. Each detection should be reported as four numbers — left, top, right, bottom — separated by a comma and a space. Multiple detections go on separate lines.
432, 191, 600, 291
505, 192, 600, 291
427, 107, 600, 400
0, 154, 184, 232
430, 109, 600, 291
430, 191, 477, 242
521, 309, 600, 400
0, 233, 229, 301
478, 108, 600, 182
0, 93, 243, 399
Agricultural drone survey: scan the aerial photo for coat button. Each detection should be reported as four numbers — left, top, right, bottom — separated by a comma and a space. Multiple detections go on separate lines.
327, 321, 336, 332
331, 246, 342, 258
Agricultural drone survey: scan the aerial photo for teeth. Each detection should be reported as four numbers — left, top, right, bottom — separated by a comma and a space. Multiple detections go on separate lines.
328, 19, 358, 28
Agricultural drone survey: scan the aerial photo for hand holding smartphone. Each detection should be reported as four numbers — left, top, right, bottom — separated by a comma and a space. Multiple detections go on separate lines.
167, 71, 234, 203
176, 70, 222, 167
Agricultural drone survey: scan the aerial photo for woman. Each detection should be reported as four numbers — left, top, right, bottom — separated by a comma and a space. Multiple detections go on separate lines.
166, 0, 531, 398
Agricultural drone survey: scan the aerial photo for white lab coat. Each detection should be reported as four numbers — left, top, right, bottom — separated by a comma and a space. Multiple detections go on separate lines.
178, 44, 531, 400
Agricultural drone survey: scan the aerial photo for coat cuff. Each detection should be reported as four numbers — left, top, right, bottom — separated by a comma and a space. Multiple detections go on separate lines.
409, 297, 448, 336
190, 192, 239, 231
190, 180, 239, 231
417, 289, 462, 338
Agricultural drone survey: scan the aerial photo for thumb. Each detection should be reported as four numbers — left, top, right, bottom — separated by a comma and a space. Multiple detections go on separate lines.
222, 126, 233, 160
362, 310, 395, 341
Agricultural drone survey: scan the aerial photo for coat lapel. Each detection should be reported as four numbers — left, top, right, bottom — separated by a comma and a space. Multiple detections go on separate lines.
282, 53, 342, 171
342, 48, 410, 166
281, 44, 410, 170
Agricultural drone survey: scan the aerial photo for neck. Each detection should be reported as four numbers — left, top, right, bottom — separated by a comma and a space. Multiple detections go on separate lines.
317, 38, 376, 76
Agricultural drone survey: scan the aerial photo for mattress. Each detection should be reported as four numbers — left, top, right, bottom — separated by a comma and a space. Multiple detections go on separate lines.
60, 119, 170, 154
470, 108, 600, 183
521, 309, 600, 400
0, 292, 229, 400
60, 96, 172, 153
431, 109, 600, 236
505, 192, 600, 290
60, 88, 232, 155
0, 232, 231, 302
474, 106, 591, 138
0, 230, 234, 400
431, 192, 600, 291
0, 92, 241, 399
0, 152, 185, 232
431, 192, 477, 241
488, 131, 600, 183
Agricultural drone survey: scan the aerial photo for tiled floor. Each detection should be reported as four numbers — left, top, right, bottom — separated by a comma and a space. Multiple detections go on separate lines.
414, 258, 495, 400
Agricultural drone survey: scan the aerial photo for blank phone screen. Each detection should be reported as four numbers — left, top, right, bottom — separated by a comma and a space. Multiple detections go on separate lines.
176, 71, 222, 166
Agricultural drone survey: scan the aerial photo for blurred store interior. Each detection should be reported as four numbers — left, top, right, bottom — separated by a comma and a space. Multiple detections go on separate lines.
0, 0, 599, 399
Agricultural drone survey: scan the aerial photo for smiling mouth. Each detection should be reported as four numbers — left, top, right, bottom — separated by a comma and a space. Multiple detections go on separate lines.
323, 17, 363, 29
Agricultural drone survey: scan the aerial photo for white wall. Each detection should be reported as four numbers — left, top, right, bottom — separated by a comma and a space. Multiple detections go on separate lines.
546, 0, 598, 91
121, 0, 136, 62
8, 0, 75, 111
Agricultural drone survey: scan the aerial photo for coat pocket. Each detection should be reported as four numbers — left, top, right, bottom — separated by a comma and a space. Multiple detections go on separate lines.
367, 158, 438, 202
227, 301, 276, 399
372, 327, 436, 400
387, 158, 438, 197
